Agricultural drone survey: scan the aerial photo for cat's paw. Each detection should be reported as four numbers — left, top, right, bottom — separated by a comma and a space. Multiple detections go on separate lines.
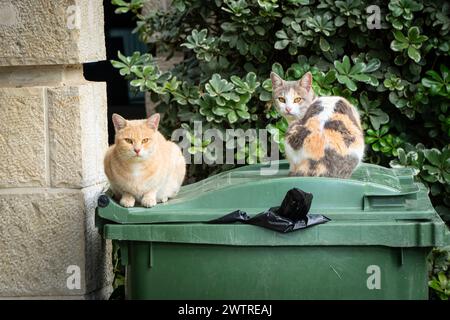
160, 197, 168, 203
141, 196, 157, 208
120, 196, 135, 208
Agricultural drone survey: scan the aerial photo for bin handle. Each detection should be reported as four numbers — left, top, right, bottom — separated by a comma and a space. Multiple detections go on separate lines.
363, 192, 417, 211
445, 227, 450, 246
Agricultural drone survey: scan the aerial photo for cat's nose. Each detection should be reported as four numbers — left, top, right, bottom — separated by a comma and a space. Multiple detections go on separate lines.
286, 107, 292, 113
134, 148, 141, 155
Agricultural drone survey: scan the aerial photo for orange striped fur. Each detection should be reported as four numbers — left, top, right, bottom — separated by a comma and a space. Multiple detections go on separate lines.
104, 114, 186, 207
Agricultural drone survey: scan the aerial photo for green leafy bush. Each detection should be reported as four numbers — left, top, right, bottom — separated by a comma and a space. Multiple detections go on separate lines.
111, 0, 449, 215
428, 246, 450, 300
109, 241, 125, 300
111, 0, 449, 297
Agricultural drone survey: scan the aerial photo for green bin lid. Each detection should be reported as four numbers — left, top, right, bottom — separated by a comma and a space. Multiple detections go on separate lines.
96, 161, 450, 247
98, 161, 434, 223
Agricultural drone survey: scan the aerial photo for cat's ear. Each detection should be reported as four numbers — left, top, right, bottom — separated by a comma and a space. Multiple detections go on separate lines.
112, 113, 127, 132
270, 72, 284, 89
147, 113, 160, 130
299, 72, 312, 92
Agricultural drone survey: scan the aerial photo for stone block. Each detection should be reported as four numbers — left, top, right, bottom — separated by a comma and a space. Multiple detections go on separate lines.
0, 189, 85, 296
0, 184, 112, 297
0, 0, 105, 66
0, 87, 47, 188
47, 82, 108, 188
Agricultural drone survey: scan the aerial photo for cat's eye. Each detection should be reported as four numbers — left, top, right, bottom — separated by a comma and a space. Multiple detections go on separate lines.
278, 97, 286, 103
142, 138, 149, 144
124, 138, 133, 144
294, 97, 302, 103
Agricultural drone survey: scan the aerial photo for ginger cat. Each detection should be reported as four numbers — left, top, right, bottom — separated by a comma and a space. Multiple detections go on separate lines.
104, 113, 186, 208
271, 72, 365, 178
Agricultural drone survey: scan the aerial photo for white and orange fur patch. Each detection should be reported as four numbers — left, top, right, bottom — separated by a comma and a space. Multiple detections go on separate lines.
284, 96, 365, 177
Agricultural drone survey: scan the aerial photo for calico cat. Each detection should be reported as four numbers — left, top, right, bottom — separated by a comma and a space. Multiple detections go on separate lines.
104, 113, 186, 207
271, 71, 365, 178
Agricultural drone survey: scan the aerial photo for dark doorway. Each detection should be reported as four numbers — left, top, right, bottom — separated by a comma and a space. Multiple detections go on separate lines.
83, 0, 149, 145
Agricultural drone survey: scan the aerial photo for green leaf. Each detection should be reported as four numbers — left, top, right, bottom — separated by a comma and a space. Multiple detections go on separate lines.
443, 171, 450, 183
111, 60, 127, 69
215, 96, 226, 106
350, 62, 366, 75
212, 107, 230, 116
236, 110, 251, 119
230, 75, 244, 87
407, 46, 421, 63
440, 65, 449, 81
394, 55, 408, 66
423, 165, 440, 174
372, 143, 381, 151
364, 59, 381, 73
370, 109, 390, 130
351, 74, 371, 83
421, 77, 440, 88
334, 16, 345, 27
392, 19, 404, 30
112, 0, 129, 6
393, 30, 408, 43
115, 7, 130, 14
391, 40, 409, 51
227, 111, 238, 123
274, 40, 290, 50
130, 79, 144, 87
424, 149, 442, 167
423, 174, 438, 183
291, 21, 301, 32
438, 272, 448, 285
259, 90, 272, 101
336, 75, 357, 91
323, 70, 336, 84
236, 39, 249, 54
174, 0, 186, 11
334, 61, 346, 75
380, 125, 389, 136
425, 70, 443, 82
407, 26, 420, 41
342, 56, 351, 73
117, 51, 129, 63
365, 136, 378, 144
366, 76, 379, 86
389, 3, 403, 17
397, 148, 406, 164
254, 26, 265, 36
118, 68, 130, 76
319, 37, 330, 52
276, 30, 288, 39
245, 72, 259, 88
271, 63, 284, 78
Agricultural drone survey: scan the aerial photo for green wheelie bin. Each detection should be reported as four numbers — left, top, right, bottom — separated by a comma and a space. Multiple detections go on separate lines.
96, 161, 450, 299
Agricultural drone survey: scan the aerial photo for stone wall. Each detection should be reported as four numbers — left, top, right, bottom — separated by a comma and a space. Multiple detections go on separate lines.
0, 0, 112, 299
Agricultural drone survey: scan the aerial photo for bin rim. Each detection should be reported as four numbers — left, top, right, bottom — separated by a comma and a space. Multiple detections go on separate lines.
95, 161, 432, 225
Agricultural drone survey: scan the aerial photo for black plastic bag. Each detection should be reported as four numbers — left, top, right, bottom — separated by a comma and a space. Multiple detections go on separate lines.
208, 188, 330, 233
